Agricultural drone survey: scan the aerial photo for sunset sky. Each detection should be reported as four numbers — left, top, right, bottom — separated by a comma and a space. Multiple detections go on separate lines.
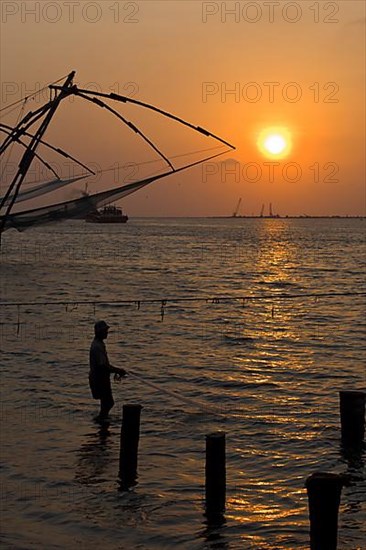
1, 0, 365, 216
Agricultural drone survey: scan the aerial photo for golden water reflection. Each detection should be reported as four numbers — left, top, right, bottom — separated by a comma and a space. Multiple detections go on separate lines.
255, 220, 300, 284
214, 222, 323, 545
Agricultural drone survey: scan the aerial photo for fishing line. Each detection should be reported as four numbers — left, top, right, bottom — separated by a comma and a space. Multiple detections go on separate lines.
125, 368, 226, 417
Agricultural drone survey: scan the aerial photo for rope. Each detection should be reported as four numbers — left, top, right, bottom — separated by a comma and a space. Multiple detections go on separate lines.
0, 74, 69, 114
92, 145, 226, 176
0, 291, 365, 309
0, 101, 28, 183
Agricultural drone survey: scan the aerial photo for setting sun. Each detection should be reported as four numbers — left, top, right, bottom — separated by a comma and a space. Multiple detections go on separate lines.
257, 127, 292, 159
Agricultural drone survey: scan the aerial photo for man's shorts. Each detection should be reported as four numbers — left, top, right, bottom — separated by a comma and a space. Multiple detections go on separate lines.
89, 373, 112, 401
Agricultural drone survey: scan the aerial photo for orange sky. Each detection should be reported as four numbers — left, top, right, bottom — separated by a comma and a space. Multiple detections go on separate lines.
1, 1, 365, 216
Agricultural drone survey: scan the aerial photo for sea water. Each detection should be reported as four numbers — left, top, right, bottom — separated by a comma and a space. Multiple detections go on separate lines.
1, 218, 365, 549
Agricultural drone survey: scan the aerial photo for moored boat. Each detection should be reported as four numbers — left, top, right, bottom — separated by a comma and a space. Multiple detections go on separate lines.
85, 205, 128, 223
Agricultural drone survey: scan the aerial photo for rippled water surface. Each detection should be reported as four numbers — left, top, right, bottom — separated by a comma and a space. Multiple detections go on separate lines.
1, 218, 365, 549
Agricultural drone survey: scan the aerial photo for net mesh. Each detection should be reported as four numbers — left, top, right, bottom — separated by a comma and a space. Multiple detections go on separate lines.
1, 172, 168, 231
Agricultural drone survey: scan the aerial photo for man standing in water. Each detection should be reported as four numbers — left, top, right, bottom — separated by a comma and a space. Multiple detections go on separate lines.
89, 320, 127, 421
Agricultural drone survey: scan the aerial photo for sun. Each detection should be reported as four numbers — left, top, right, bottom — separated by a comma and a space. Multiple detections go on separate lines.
257, 127, 292, 159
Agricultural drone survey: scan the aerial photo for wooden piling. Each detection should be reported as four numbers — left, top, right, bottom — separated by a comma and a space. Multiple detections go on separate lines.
305, 472, 344, 550
119, 404, 142, 489
205, 431, 226, 521
339, 390, 365, 447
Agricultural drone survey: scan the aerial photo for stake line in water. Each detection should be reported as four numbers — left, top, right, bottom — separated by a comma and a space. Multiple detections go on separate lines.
0, 290, 365, 309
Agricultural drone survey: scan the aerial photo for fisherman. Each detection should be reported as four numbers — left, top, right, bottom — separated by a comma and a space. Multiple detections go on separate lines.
89, 320, 127, 421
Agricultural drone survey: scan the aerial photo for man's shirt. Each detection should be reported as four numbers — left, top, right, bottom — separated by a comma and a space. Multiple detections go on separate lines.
89, 338, 110, 380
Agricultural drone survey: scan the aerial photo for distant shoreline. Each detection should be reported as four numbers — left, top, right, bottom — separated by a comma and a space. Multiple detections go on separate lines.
68, 215, 366, 220
209, 215, 365, 219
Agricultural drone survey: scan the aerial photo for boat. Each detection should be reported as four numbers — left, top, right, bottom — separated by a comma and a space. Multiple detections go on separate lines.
86, 205, 128, 223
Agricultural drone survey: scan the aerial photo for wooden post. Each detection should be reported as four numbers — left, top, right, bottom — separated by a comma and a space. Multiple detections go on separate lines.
119, 404, 142, 490
339, 390, 365, 447
305, 472, 344, 550
205, 431, 226, 521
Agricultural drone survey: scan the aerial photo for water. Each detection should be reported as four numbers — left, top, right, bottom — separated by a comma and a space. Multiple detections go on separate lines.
1, 218, 365, 549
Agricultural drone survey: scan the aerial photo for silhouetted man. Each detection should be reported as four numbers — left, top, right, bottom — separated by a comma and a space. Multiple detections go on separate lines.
89, 320, 127, 421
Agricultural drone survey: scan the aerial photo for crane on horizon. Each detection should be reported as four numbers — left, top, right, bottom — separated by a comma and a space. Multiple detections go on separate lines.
232, 197, 242, 217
